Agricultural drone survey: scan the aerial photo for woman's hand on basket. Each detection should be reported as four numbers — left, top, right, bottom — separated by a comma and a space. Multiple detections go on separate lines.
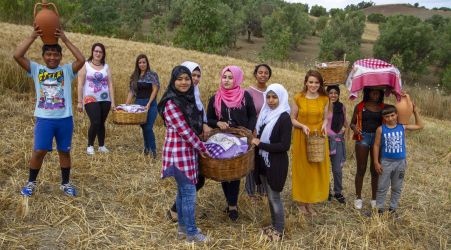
203, 124, 212, 136
200, 151, 210, 158
111, 103, 116, 111
251, 138, 260, 146
301, 124, 310, 136
217, 121, 229, 130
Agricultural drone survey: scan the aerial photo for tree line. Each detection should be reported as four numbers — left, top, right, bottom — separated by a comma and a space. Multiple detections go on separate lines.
1, 0, 449, 89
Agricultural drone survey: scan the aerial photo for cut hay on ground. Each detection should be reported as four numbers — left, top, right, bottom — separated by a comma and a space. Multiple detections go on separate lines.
0, 22, 450, 249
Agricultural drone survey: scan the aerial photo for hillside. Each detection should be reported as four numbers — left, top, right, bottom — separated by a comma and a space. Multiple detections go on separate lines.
363, 4, 451, 19
0, 22, 450, 249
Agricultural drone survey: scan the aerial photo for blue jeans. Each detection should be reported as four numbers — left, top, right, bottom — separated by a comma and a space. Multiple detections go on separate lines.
174, 170, 198, 236
135, 98, 158, 152
260, 175, 284, 233
355, 132, 376, 147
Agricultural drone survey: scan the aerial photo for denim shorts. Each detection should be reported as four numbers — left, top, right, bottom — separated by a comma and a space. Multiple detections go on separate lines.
34, 116, 73, 152
355, 132, 376, 147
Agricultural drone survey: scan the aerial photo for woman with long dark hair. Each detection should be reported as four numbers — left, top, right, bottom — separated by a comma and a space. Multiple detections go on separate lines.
77, 42, 115, 155
125, 54, 160, 157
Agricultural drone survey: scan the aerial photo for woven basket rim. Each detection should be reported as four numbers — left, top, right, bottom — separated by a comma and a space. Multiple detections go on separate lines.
202, 127, 255, 160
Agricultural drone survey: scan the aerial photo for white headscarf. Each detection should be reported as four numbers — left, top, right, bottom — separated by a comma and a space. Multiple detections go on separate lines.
255, 83, 290, 167
181, 61, 207, 122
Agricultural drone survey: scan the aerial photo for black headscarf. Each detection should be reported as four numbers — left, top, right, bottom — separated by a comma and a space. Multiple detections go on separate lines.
158, 66, 203, 135
326, 85, 345, 133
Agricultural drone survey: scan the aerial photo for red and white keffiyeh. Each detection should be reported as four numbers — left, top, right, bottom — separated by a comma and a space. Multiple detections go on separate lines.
346, 59, 403, 101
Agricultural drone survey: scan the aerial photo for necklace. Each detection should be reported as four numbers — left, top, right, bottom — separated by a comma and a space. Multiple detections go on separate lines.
91, 61, 102, 66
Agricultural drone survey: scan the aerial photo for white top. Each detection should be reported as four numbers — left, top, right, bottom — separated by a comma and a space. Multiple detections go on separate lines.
82, 62, 111, 104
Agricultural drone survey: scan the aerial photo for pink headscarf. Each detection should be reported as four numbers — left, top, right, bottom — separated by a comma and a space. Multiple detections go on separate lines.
214, 66, 245, 119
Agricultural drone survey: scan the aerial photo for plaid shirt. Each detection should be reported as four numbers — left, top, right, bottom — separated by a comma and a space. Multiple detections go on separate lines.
161, 100, 207, 184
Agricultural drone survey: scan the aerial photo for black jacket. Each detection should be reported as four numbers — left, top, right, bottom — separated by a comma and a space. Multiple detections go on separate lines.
207, 91, 257, 131
254, 112, 292, 192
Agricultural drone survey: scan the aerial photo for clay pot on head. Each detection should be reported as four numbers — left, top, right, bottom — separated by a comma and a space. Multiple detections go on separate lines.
34, 1, 60, 45
395, 93, 413, 125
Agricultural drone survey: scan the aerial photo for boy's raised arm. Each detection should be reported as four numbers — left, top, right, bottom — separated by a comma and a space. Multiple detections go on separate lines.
13, 26, 42, 73
55, 28, 84, 73
405, 104, 424, 131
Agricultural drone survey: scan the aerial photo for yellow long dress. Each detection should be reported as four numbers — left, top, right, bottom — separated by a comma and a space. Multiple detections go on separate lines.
292, 93, 330, 203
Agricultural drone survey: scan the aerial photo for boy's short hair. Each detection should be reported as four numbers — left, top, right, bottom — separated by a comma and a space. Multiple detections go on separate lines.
42, 44, 62, 56
382, 104, 397, 116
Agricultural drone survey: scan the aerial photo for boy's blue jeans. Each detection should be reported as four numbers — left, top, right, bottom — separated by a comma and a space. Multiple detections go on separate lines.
134, 98, 157, 153
174, 169, 198, 236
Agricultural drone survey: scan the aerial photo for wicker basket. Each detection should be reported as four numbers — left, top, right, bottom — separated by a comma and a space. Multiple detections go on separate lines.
306, 134, 325, 163
199, 127, 255, 182
112, 110, 147, 125
315, 60, 350, 85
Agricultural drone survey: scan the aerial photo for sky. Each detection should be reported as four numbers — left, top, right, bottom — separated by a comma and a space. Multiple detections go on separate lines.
285, 0, 451, 10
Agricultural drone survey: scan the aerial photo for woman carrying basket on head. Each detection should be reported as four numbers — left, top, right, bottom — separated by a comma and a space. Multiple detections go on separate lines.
207, 65, 257, 221
350, 87, 385, 210
291, 70, 330, 216
158, 65, 210, 243
125, 54, 160, 158
251, 83, 292, 241
77, 42, 116, 155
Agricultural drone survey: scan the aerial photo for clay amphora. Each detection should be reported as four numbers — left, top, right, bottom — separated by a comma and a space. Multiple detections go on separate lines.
395, 93, 413, 124
34, 1, 60, 45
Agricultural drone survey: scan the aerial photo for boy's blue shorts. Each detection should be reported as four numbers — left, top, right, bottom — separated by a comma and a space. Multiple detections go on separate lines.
34, 116, 73, 152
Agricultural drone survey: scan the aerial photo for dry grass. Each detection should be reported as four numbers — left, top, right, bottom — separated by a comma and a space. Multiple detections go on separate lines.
0, 22, 450, 249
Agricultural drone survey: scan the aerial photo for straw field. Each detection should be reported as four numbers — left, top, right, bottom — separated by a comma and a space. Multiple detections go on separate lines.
0, 22, 450, 249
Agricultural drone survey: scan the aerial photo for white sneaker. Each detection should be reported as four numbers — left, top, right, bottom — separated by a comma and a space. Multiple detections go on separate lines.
98, 146, 109, 153
354, 199, 363, 210
87, 146, 95, 155
370, 200, 377, 209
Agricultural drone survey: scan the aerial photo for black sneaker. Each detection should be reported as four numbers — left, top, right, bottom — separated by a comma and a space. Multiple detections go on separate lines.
334, 193, 346, 204
225, 207, 239, 221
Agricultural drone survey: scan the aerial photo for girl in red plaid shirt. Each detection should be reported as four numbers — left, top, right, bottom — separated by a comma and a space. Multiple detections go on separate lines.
157, 65, 210, 243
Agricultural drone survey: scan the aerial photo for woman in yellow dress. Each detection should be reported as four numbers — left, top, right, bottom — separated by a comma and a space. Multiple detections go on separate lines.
291, 70, 330, 215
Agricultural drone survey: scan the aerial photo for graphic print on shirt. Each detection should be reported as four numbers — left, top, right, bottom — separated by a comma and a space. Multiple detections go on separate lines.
85, 71, 109, 103
383, 131, 403, 154
38, 68, 65, 110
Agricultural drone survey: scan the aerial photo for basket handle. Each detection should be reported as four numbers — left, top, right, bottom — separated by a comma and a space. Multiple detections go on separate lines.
343, 53, 347, 63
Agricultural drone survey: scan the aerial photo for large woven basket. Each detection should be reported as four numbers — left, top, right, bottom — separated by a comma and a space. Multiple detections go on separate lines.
315, 60, 350, 85
199, 127, 255, 182
112, 110, 147, 125
306, 134, 325, 163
